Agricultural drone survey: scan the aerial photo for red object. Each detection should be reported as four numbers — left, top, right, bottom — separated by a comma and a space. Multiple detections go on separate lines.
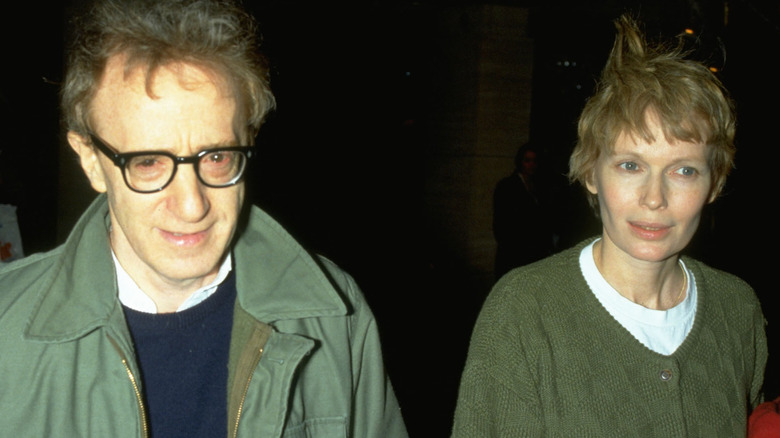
749, 397, 780, 437
0, 242, 12, 261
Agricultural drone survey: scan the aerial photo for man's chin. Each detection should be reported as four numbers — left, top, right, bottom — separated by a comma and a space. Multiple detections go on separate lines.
153, 258, 223, 287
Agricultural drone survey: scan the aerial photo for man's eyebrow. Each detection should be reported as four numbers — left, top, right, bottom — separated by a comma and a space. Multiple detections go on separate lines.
196, 138, 243, 151
120, 139, 242, 155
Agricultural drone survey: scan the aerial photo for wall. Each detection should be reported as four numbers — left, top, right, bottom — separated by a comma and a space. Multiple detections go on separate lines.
423, 5, 533, 297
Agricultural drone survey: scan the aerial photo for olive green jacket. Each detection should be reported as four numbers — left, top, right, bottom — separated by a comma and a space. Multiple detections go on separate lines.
0, 195, 408, 438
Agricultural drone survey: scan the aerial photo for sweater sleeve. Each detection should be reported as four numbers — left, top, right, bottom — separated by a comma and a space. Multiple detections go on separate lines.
452, 283, 544, 437
750, 303, 768, 410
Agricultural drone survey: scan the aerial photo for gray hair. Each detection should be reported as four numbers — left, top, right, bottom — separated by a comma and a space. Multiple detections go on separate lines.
61, 0, 275, 143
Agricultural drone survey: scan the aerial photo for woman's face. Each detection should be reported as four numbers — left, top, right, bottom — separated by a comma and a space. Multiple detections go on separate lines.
586, 117, 716, 266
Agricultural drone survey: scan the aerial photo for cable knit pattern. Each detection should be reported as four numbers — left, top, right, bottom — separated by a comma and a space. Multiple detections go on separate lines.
452, 240, 767, 437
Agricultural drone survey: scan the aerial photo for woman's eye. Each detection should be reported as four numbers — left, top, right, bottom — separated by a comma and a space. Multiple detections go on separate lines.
618, 162, 638, 171
675, 167, 697, 176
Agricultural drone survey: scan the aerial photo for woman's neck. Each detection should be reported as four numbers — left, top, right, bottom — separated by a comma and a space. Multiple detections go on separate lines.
592, 239, 686, 310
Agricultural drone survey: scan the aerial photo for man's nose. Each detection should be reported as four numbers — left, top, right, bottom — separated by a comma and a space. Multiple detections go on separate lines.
166, 163, 210, 222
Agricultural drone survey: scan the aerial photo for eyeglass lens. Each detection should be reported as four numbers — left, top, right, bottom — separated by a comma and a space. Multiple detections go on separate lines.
125, 151, 247, 191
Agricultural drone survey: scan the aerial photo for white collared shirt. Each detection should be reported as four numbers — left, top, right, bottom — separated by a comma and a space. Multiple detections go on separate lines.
579, 240, 697, 355
113, 251, 233, 313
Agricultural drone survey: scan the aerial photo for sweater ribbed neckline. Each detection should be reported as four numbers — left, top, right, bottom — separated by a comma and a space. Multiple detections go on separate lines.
122, 272, 236, 331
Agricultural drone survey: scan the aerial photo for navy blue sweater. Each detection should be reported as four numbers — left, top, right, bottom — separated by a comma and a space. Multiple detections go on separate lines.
123, 273, 236, 438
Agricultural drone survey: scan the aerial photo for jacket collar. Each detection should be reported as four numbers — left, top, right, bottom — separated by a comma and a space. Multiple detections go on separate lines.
233, 204, 348, 323
25, 195, 119, 341
25, 195, 347, 341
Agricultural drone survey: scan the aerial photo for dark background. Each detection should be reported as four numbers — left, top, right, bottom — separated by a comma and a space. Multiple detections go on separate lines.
2, 1, 778, 436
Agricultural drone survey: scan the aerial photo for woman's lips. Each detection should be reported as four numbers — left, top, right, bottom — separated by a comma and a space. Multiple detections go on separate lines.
628, 221, 671, 240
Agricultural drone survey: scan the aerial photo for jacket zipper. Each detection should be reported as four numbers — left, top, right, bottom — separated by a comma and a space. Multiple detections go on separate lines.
232, 347, 264, 438
108, 335, 150, 438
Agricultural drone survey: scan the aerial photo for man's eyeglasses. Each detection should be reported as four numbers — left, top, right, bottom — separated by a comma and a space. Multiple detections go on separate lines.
88, 133, 253, 193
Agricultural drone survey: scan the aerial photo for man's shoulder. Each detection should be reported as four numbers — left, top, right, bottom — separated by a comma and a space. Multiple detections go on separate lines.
0, 246, 66, 342
311, 254, 366, 305
311, 255, 355, 288
240, 205, 354, 282
234, 205, 362, 321
0, 247, 64, 304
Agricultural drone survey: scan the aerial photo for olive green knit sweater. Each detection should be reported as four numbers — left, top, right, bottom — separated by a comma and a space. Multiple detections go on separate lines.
452, 240, 767, 437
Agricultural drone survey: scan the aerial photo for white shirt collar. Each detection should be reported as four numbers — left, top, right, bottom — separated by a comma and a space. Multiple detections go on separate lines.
579, 239, 697, 355
113, 251, 233, 314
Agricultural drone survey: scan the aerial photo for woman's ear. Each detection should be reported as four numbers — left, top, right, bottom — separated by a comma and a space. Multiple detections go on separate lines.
707, 174, 727, 204
585, 171, 598, 196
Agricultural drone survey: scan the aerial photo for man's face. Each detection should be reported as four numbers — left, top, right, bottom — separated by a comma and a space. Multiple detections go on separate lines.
69, 55, 245, 292
520, 150, 538, 177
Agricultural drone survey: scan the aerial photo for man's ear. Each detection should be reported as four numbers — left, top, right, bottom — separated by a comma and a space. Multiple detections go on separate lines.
67, 131, 108, 193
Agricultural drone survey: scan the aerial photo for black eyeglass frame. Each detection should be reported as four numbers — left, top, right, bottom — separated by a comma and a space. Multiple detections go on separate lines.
88, 132, 254, 193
